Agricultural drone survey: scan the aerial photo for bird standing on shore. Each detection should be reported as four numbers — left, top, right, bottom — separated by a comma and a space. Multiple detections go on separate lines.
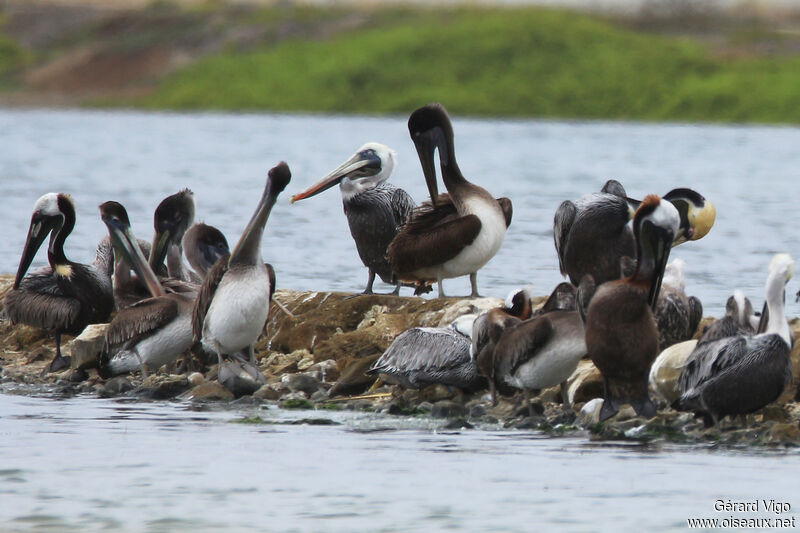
4, 193, 115, 372
193, 162, 291, 396
290, 143, 415, 295
584, 195, 679, 421
387, 103, 512, 297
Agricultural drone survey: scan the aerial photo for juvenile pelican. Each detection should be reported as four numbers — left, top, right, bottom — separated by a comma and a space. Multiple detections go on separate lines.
697, 290, 757, 343
4, 193, 114, 372
472, 288, 534, 404
97, 201, 195, 377
584, 195, 680, 421
290, 143, 415, 294
387, 103, 512, 297
554, 181, 715, 286
492, 276, 596, 415
674, 254, 794, 426
182, 223, 230, 280
655, 259, 703, 350
193, 162, 291, 396
367, 314, 483, 391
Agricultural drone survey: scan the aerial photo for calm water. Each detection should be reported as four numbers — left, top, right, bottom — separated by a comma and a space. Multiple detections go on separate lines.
2, 109, 800, 315
2, 391, 799, 533
2, 110, 800, 531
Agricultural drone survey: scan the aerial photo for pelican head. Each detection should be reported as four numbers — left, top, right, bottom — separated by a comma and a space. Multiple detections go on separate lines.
763, 253, 794, 343
290, 143, 397, 204
503, 286, 534, 319
182, 223, 230, 277
632, 195, 680, 308
150, 189, 195, 272
14, 193, 74, 289
663, 188, 715, 245
99, 201, 165, 298
408, 103, 455, 206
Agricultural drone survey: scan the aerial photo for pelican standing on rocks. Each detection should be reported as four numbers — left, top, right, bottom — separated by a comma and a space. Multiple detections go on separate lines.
97, 201, 195, 376
554, 181, 715, 286
584, 195, 680, 421
290, 143, 415, 294
492, 275, 596, 415
367, 314, 484, 391
4, 193, 115, 372
193, 162, 291, 396
674, 254, 794, 426
387, 103, 512, 297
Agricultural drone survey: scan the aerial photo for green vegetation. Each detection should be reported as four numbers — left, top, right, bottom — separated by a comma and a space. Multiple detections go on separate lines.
140, 5, 800, 122
0, 35, 27, 77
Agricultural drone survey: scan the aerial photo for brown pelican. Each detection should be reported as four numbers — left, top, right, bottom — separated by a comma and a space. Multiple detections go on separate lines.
554, 181, 715, 286
4, 193, 115, 372
697, 290, 757, 343
471, 287, 534, 404
674, 254, 794, 426
655, 259, 703, 350
367, 314, 484, 391
97, 201, 195, 377
193, 162, 291, 396
182, 223, 230, 280
584, 195, 680, 421
387, 103, 512, 297
113, 189, 196, 309
290, 143, 415, 294
492, 276, 596, 415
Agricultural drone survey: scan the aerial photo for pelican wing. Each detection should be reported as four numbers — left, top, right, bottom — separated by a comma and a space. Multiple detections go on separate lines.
500, 316, 555, 376
192, 254, 230, 344
4, 270, 82, 332
679, 335, 747, 392
497, 197, 513, 227
553, 200, 577, 276
387, 195, 481, 275
390, 187, 416, 229
102, 296, 179, 356
369, 327, 471, 375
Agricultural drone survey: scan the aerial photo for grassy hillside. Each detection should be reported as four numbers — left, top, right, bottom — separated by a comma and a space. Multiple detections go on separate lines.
3, 2, 800, 122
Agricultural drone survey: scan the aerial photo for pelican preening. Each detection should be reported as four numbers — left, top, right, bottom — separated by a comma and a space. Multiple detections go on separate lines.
387, 103, 512, 298
554, 180, 715, 287
182, 223, 230, 280
674, 254, 794, 426
97, 201, 195, 377
290, 143, 415, 295
4, 193, 115, 372
367, 314, 484, 391
585, 195, 680, 421
193, 162, 291, 396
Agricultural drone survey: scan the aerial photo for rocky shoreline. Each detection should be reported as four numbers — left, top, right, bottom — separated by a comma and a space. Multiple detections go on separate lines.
2, 274, 800, 448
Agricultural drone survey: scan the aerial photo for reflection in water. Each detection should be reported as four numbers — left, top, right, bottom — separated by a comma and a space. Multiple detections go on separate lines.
1, 393, 799, 532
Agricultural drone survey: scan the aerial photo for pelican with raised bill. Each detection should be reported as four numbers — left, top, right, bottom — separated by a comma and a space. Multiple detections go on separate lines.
554, 181, 715, 286
290, 142, 415, 294
193, 162, 291, 397
584, 195, 680, 421
4, 193, 115, 372
674, 254, 794, 426
387, 103, 512, 297
97, 201, 195, 377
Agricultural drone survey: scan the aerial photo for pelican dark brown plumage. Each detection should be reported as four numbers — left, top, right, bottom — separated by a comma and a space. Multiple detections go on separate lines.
4, 193, 115, 372
387, 103, 512, 297
584, 195, 680, 421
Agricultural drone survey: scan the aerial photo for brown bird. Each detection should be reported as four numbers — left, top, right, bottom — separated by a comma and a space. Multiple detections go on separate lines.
584, 195, 680, 421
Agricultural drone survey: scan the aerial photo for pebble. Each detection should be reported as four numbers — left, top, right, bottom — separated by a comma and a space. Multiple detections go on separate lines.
187, 372, 205, 387
180, 381, 234, 401
100, 376, 134, 397
287, 373, 322, 396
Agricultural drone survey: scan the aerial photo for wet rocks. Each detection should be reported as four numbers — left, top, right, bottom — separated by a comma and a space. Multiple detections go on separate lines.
100, 376, 134, 397
180, 381, 234, 401
138, 374, 191, 399
431, 400, 466, 418
285, 372, 323, 396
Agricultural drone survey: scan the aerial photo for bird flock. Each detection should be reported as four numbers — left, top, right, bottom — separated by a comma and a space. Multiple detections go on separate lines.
4, 103, 794, 426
